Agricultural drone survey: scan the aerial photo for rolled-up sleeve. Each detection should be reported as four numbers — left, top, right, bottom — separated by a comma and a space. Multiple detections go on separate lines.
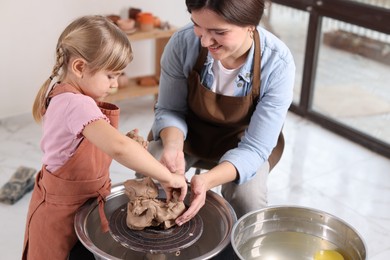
152, 25, 200, 140
221, 29, 295, 184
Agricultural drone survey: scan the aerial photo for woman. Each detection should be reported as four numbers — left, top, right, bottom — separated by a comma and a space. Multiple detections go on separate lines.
149, 0, 295, 226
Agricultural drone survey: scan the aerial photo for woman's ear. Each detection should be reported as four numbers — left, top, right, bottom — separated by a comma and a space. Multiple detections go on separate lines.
71, 58, 87, 78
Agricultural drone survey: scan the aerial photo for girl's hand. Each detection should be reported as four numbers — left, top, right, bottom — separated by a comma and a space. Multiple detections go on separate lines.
159, 173, 188, 203
175, 174, 207, 226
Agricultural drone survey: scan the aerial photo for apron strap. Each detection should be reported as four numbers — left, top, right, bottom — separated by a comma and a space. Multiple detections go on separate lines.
269, 130, 285, 170
97, 190, 110, 232
252, 29, 261, 98
194, 45, 208, 74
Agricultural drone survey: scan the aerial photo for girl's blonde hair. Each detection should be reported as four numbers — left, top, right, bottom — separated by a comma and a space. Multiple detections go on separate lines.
32, 15, 133, 122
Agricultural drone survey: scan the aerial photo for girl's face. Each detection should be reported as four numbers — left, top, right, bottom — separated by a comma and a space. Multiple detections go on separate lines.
191, 8, 254, 68
81, 68, 123, 100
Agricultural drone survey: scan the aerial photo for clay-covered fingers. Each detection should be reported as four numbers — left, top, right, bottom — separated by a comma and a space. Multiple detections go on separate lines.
171, 173, 188, 201
175, 175, 207, 226
126, 128, 149, 149
161, 173, 188, 203
175, 189, 206, 226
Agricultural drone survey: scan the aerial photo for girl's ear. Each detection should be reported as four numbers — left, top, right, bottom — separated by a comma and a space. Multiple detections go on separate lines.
71, 58, 87, 78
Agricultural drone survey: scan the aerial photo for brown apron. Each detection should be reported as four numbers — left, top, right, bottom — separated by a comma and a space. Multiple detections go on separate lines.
22, 83, 119, 260
184, 30, 284, 170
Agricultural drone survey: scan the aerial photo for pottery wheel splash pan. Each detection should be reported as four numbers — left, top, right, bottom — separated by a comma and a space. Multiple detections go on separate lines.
109, 203, 203, 254
75, 183, 236, 260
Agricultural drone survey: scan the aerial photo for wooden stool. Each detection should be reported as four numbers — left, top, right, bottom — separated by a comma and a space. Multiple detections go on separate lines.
192, 160, 218, 175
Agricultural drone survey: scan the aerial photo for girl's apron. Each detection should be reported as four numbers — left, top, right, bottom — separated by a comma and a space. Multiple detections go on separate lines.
184, 30, 284, 171
22, 84, 119, 260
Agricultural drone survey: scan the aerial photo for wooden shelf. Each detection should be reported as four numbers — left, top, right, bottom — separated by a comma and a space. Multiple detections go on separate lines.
104, 28, 176, 103
127, 28, 176, 41
104, 78, 158, 103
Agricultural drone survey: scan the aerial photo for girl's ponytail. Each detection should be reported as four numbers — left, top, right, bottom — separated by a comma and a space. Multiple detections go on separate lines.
32, 47, 64, 123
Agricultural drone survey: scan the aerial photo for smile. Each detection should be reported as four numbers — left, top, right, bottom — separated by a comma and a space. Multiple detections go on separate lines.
208, 45, 222, 52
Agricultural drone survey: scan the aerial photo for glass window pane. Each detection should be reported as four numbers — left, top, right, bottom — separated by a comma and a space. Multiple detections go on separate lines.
261, 3, 309, 105
312, 18, 390, 144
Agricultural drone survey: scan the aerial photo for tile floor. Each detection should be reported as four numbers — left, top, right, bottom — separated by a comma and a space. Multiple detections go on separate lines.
0, 96, 389, 259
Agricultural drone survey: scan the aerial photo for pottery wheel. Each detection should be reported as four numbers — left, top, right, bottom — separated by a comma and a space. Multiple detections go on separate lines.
109, 203, 203, 254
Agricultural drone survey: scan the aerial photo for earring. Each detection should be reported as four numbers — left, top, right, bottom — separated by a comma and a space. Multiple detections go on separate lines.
249, 30, 254, 39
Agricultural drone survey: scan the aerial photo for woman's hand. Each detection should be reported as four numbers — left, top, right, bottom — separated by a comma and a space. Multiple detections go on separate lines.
175, 174, 207, 226
159, 127, 185, 175
174, 162, 238, 226
160, 146, 186, 175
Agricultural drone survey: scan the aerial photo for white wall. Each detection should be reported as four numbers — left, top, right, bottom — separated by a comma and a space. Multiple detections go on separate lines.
0, 0, 190, 119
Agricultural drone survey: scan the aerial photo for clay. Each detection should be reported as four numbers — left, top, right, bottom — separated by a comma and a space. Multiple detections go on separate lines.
124, 177, 186, 230
116, 18, 136, 34
126, 129, 148, 149
106, 15, 120, 25
128, 8, 142, 20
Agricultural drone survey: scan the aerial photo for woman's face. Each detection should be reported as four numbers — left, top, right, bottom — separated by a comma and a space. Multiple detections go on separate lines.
191, 8, 254, 68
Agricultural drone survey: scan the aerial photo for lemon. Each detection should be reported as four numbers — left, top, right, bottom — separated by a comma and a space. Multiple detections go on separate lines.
314, 250, 344, 260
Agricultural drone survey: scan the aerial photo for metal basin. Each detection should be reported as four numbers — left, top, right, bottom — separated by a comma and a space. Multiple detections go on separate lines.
75, 183, 236, 260
231, 206, 366, 260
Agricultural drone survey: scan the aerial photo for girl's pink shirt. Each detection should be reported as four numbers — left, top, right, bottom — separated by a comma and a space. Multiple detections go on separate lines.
41, 93, 109, 173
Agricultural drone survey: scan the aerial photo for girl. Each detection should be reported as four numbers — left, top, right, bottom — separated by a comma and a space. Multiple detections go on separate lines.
23, 15, 187, 260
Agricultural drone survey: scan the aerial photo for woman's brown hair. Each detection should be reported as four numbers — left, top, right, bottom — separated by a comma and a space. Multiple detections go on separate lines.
185, 0, 265, 27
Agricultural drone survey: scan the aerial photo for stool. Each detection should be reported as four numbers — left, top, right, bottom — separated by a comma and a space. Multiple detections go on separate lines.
192, 160, 218, 175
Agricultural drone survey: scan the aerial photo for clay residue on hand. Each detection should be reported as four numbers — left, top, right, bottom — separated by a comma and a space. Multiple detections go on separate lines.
126, 129, 148, 149
124, 177, 186, 230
